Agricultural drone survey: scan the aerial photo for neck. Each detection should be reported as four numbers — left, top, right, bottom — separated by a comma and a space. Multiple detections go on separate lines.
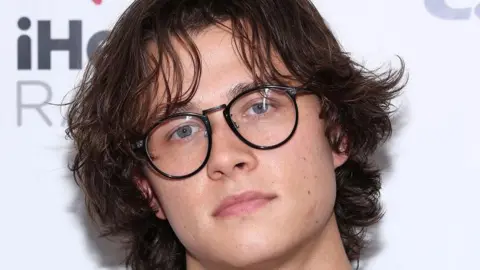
186, 214, 352, 270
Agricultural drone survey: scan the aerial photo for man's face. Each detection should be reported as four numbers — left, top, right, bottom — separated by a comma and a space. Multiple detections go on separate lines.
141, 25, 347, 268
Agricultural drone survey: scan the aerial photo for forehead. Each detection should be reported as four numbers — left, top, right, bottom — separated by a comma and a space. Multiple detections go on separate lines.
146, 24, 292, 111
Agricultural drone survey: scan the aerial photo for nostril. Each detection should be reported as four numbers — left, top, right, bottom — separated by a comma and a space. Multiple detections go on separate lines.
235, 162, 246, 170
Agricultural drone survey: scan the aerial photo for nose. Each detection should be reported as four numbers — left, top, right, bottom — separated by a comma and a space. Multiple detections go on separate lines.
205, 112, 258, 180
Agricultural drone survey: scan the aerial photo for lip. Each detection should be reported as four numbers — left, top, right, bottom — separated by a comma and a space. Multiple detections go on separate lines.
212, 190, 277, 218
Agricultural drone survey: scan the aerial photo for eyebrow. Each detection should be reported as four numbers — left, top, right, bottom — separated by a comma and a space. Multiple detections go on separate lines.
227, 81, 262, 100
171, 81, 262, 114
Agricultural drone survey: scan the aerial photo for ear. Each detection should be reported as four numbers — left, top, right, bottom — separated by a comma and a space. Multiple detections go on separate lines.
133, 170, 167, 220
332, 135, 349, 169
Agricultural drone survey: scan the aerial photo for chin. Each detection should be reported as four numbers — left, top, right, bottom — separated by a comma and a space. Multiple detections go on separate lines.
214, 234, 289, 267
218, 247, 281, 269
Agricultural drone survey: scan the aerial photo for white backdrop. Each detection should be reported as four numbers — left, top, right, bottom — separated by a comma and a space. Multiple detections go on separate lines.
0, 0, 478, 269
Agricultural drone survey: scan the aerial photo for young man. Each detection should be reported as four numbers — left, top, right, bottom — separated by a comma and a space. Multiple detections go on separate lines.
66, 0, 406, 269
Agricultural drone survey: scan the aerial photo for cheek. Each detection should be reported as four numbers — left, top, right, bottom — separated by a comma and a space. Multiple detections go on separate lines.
259, 141, 337, 242
151, 181, 210, 243
147, 176, 198, 222
272, 117, 336, 185
263, 117, 337, 213
276, 144, 337, 203
151, 180, 229, 258
155, 180, 206, 217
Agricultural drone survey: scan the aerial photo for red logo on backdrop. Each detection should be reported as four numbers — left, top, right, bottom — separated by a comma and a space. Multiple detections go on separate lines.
92, 0, 102, 5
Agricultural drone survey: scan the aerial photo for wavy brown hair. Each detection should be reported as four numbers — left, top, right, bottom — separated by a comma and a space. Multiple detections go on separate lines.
65, 0, 407, 269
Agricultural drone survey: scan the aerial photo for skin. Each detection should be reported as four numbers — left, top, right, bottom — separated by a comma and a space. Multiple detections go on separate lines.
138, 24, 351, 270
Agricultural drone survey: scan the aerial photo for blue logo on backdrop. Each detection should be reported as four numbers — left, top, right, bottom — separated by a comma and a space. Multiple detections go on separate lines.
16, 16, 109, 126
425, 0, 480, 20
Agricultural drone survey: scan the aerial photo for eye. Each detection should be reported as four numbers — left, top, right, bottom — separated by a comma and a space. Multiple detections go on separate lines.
247, 99, 271, 115
170, 125, 200, 140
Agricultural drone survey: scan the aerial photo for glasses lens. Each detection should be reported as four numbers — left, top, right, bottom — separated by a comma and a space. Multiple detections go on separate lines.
230, 87, 296, 147
146, 115, 208, 177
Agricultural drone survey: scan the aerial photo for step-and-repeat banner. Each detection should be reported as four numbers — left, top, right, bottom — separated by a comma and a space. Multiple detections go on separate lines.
0, 0, 478, 269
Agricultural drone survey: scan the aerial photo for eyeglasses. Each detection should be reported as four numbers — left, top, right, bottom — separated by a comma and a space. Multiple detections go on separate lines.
133, 85, 309, 179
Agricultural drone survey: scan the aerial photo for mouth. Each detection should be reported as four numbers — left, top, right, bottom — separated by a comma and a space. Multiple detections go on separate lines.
212, 190, 277, 218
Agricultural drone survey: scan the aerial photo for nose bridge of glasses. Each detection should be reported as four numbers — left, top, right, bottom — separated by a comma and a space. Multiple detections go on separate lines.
202, 103, 237, 129
201, 103, 241, 134
202, 104, 227, 116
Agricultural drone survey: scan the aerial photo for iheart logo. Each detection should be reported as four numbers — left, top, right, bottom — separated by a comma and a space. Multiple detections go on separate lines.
425, 0, 480, 20
92, 0, 102, 5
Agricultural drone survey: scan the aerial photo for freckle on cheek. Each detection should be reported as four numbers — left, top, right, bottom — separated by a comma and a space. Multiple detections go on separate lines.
308, 190, 311, 195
